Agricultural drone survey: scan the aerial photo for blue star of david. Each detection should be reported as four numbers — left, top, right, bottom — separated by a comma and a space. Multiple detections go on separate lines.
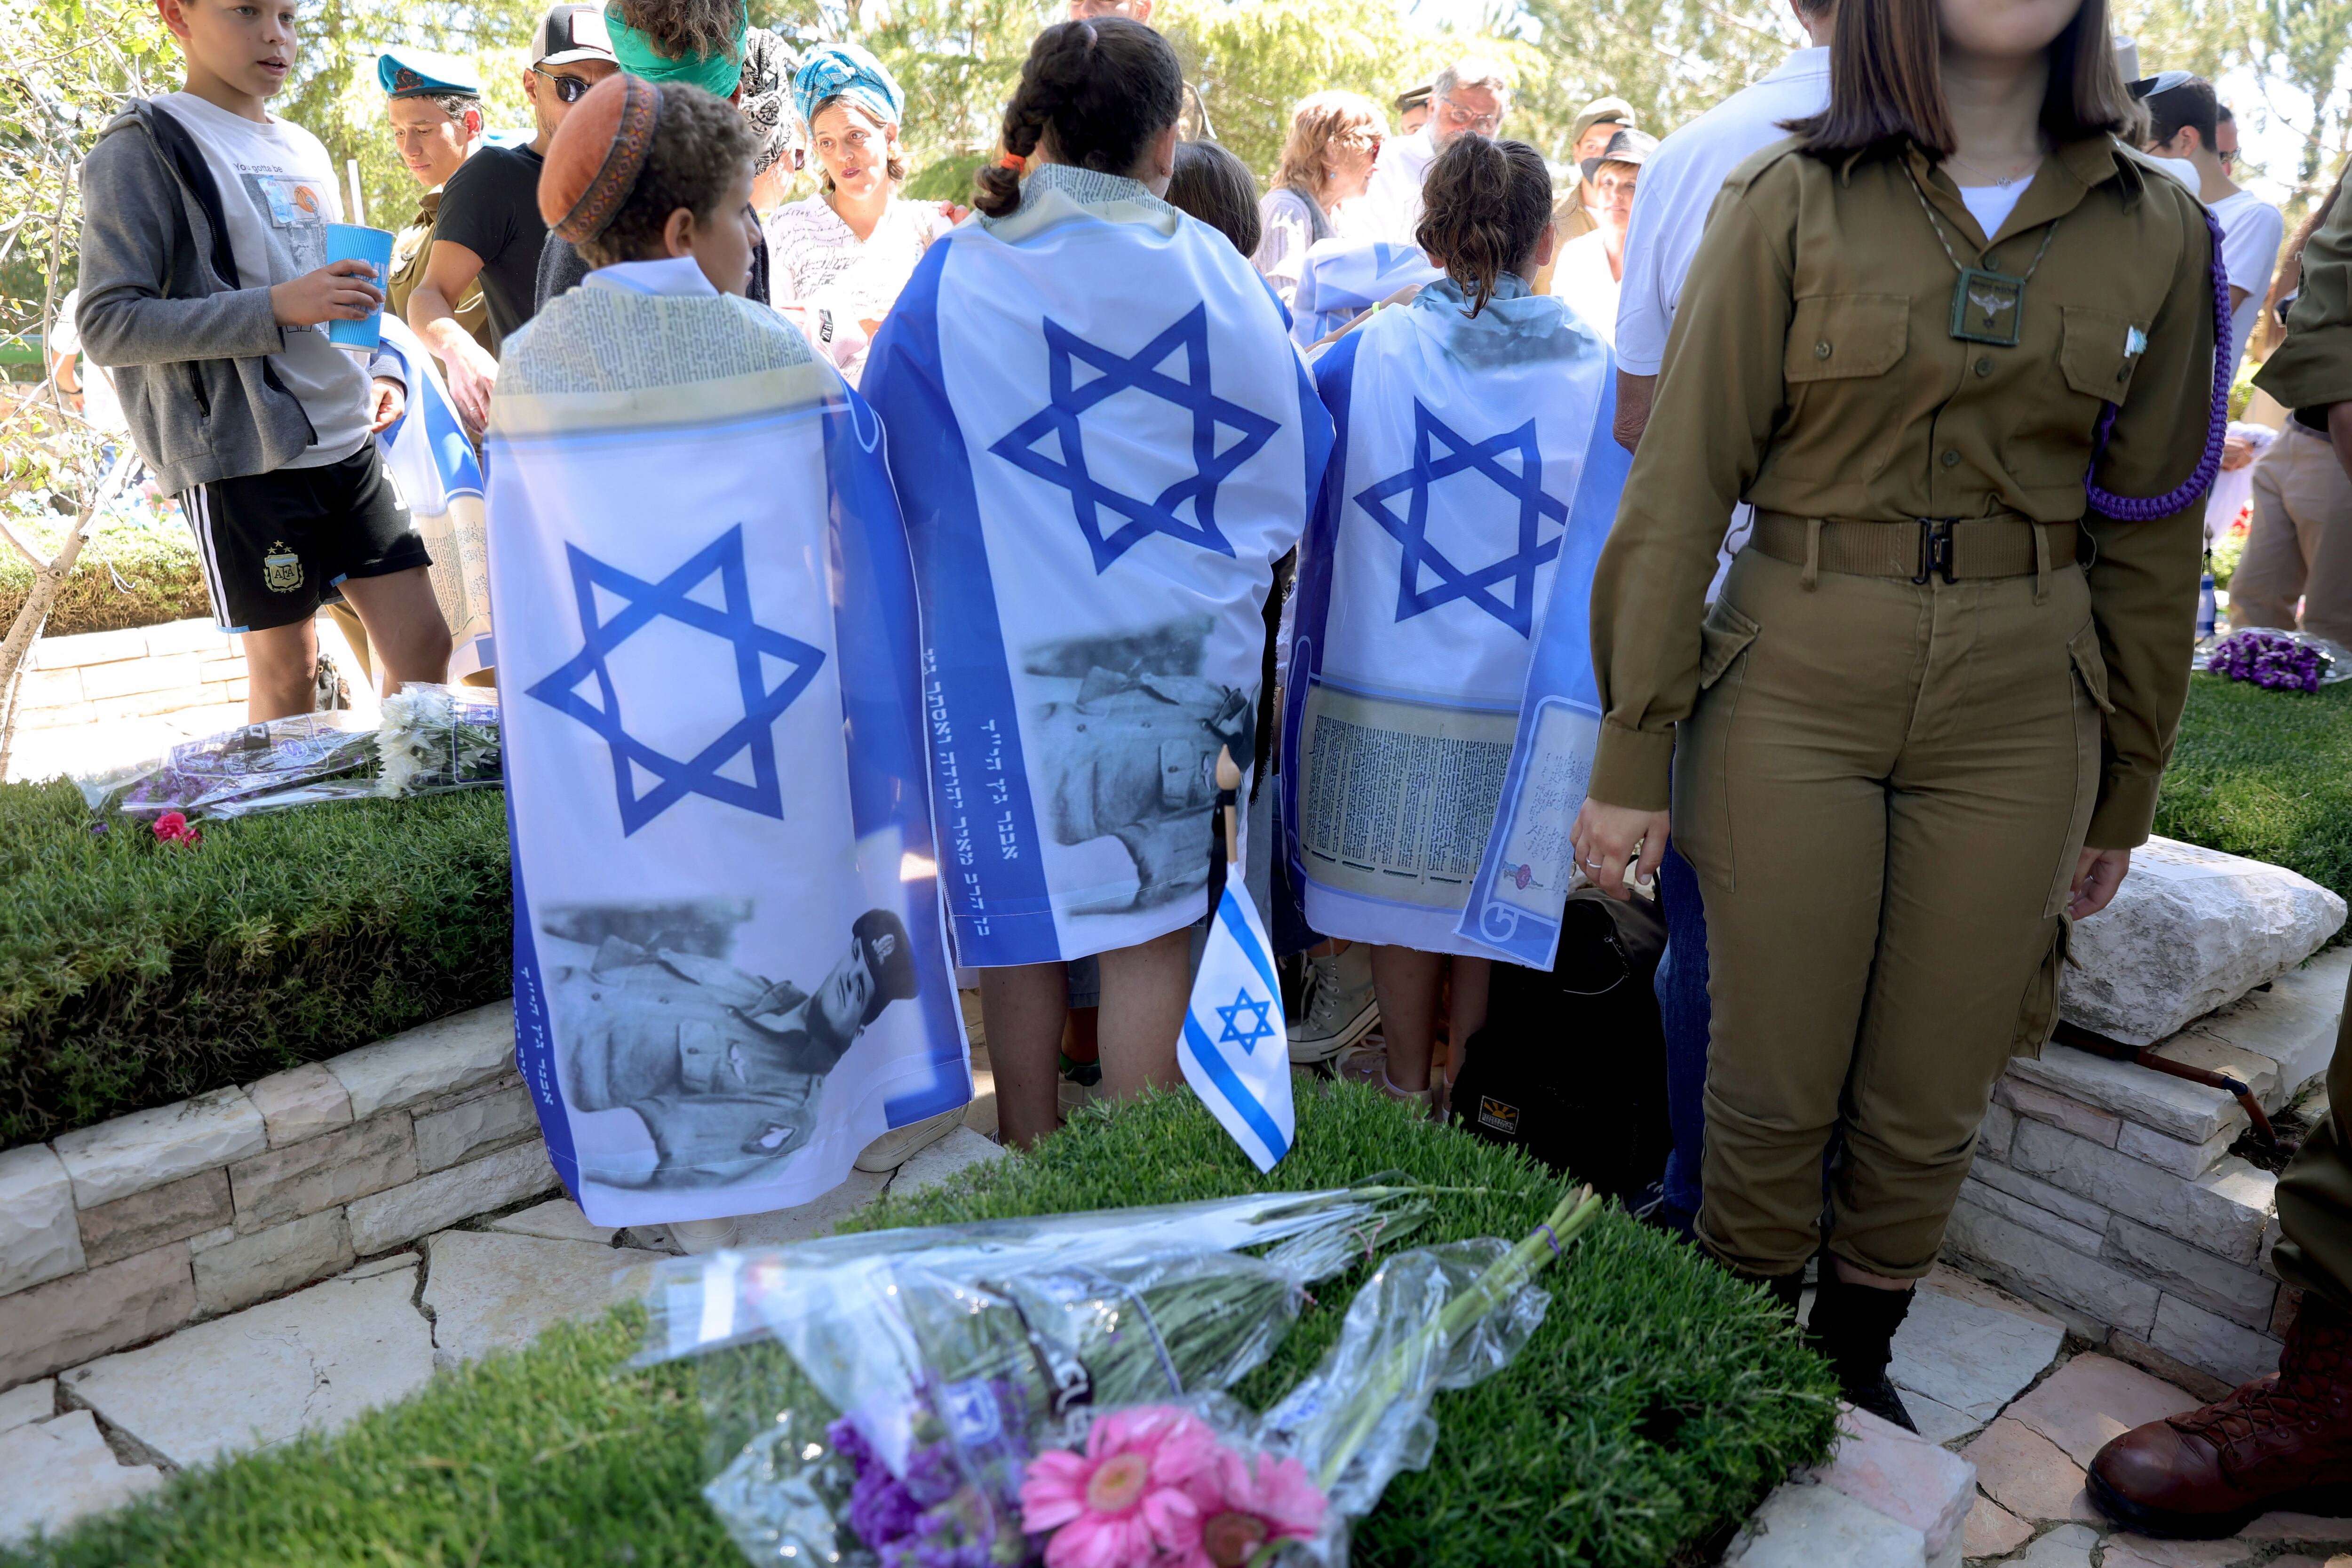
1354, 400, 1568, 637
526, 525, 826, 836
1214, 987, 1276, 1056
991, 305, 1279, 574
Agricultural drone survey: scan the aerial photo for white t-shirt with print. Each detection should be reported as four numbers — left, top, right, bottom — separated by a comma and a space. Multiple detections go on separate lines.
156, 92, 370, 467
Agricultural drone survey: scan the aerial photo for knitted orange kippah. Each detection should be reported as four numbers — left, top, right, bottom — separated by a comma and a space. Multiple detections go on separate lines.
539, 73, 663, 244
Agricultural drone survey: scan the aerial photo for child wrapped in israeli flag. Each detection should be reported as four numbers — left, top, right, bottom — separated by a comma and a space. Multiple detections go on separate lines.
486, 75, 965, 1232
1282, 135, 1631, 1111
861, 18, 1332, 1148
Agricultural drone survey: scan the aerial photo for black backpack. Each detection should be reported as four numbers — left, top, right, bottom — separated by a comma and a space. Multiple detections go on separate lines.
1450, 889, 1672, 1201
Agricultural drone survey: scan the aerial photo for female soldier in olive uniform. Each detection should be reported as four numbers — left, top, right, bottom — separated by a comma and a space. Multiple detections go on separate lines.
1573, 0, 2220, 1427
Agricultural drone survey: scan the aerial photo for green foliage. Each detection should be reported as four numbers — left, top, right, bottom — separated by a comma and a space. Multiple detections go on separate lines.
2154, 673, 2352, 909
0, 503, 209, 637
0, 1088, 1840, 1568
0, 780, 513, 1147
1511, 0, 1804, 162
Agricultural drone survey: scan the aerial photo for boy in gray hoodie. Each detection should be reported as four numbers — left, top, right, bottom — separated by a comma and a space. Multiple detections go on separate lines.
77, 0, 451, 719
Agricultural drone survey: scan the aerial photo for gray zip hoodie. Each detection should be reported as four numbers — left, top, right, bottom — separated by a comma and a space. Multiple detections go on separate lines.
76, 98, 393, 495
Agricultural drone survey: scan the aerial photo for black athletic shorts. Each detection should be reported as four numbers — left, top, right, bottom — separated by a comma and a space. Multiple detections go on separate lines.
180, 443, 431, 633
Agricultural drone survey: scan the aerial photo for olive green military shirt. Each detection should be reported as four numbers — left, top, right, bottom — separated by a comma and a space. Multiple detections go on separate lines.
2255, 180, 2352, 415
1589, 134, 2217, 848
388, 189, 492, 353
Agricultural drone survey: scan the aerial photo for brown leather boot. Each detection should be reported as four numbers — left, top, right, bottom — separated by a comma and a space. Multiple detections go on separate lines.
2089, 1294, 2352, 1537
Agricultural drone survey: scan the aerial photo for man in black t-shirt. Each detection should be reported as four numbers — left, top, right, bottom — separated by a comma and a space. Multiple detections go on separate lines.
406, 3, 614, 433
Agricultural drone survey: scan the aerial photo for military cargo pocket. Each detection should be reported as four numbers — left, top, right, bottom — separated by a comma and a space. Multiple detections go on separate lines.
2010, 915, 2071, 1059
1673, 597, 1762, 894
1784, 294, 1910, 383
2042, 623, 2109, 917
2059, 306, 2151, 404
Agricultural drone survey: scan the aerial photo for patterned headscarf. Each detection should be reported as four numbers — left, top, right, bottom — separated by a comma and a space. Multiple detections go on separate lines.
738, 28, 801, 175
791, 41, 903, 134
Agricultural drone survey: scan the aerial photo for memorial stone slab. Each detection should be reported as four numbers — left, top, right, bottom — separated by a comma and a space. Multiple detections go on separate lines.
2062, 837, 2345, 1047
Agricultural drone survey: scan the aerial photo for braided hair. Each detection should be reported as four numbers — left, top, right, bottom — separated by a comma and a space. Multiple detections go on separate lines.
973, 17, 1184, 219
1414, 135, 1551, 317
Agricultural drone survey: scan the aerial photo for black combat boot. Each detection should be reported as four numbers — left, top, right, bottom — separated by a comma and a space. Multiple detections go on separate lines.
1808, 1264, 1916, 1432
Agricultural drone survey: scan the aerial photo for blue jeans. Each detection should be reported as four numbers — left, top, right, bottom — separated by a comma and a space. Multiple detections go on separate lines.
1655, 841, 1711, 1215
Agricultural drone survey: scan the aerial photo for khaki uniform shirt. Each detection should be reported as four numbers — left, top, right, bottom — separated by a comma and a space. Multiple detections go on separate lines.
1590, 135, 2217, 848
2255, 181, 2352, 415
388, 188, 492, 353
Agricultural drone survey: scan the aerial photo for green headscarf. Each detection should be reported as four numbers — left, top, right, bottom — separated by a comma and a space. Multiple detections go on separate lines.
604, 4, 748, 98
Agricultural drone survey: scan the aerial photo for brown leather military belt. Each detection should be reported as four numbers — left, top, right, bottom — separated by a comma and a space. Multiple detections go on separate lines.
1749, 511, 2080, 584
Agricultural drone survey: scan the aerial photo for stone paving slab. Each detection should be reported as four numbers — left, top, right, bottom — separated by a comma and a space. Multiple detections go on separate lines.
0, 1409, 167, 1546
732, 1167, 891, 1247
420, 1230, 668, 1366
0, 1377, 56, 1433
61, 1258, 434, 1470
2002, 1352, 2203, 1469
1890, 1271, 2066, 1424
488, 1198, 619, 1246
1721, 1477, 1930, 1566
1962, 1493, 2033, 1557
1962, 1415, 2100, 1524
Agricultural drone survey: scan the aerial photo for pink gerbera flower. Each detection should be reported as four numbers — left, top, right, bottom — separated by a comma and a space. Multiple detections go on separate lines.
1018, 1406, 1220, 1568
1166, 1449, 1328, 1568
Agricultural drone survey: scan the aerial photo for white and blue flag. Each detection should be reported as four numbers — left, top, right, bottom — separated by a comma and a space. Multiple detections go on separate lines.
1181, 879, 1294, 1171
1290, 237, 1443, 347
1283, 276, 1631, 971
374, 316, 493, 679
863, 168, 1332, 969
486, 286, 965, 1228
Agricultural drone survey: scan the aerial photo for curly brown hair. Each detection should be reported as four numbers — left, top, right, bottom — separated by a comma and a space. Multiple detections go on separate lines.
1414, 135, 1551, 317
972, 18, 1183, 220
609, 0, 744, 64
577, 80, 757, 267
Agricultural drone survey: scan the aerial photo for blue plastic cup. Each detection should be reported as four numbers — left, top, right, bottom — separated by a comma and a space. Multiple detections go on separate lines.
325, 223, 397, 350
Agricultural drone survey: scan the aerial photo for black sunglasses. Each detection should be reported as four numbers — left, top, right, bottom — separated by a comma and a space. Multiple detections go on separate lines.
532, 65, 595, 104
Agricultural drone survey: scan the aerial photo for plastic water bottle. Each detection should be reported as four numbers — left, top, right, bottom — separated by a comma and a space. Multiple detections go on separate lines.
2197, 553, 2217, 640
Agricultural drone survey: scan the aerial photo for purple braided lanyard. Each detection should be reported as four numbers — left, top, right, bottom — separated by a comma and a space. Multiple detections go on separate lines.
2082, 202, 2233, 521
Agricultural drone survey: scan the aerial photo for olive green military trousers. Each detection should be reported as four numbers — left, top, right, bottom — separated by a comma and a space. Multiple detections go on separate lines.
1675, 548, 2106, 1279
2269, 967, 2352, 1312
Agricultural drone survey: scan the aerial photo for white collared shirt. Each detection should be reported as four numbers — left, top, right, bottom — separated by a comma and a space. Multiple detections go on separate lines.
1614, 47, 1831, 376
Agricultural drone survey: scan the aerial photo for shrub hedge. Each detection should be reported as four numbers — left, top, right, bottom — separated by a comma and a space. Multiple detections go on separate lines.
0, 509, 210, 638
0, 1087, 1841, 1568
0, 779, 513, 1147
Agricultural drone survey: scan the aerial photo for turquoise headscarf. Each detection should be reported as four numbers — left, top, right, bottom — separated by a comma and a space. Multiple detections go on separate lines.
792, 41, 903, 132
604, 4, 749, 98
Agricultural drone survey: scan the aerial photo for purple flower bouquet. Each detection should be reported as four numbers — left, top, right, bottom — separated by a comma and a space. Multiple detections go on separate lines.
2204, 629, 2332, 692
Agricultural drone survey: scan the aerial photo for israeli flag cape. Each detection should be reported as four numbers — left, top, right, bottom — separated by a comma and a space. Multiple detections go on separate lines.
1290, 238, 1443, 348
374, 316, 494, 679
863, 168, 1333, 967
1181, 876, 1294, 1171
1284, 277, 1631, 970
485, 282, 965, 1226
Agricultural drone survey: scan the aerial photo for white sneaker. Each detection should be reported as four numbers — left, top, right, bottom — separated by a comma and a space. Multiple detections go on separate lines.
1289, 945, 1379, 1065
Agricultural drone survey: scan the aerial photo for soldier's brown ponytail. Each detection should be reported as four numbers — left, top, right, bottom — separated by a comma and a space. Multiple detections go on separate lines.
973, 18, 1185, 219
1414, 135, 1552, 317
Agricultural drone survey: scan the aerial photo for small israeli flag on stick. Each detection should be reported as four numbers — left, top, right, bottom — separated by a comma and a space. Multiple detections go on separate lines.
1180, 748, 1296, 1172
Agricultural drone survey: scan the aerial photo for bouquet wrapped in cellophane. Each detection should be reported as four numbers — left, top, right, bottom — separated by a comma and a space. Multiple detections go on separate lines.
639, 1183, 1601, 1566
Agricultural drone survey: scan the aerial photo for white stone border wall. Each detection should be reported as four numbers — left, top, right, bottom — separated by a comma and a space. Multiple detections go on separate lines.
1940, 948, 2351, 1390
0, 1003, 549, 1389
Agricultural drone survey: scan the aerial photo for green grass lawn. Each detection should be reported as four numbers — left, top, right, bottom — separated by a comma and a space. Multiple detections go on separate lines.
1, 1087, 1838, 1568
2154, 672, 2352, 910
